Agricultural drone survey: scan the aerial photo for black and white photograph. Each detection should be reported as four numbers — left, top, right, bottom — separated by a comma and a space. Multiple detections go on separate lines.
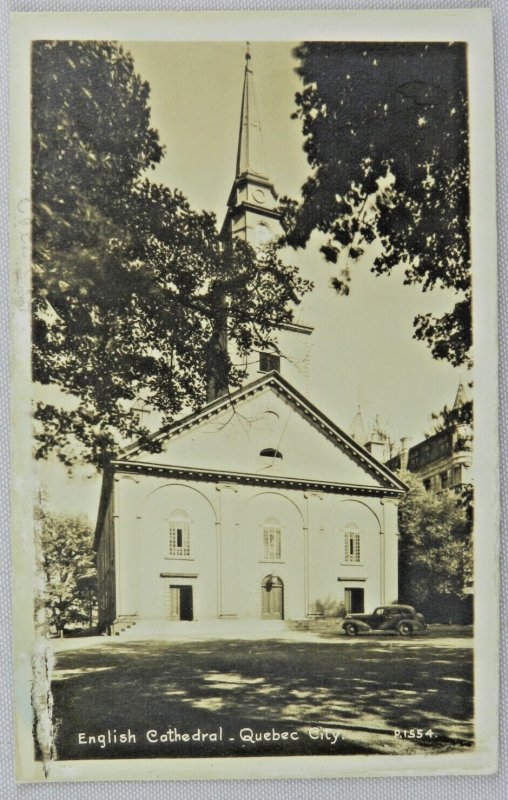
10, 9, 498, 782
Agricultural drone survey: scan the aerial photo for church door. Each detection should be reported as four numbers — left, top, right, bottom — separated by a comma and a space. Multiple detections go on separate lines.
344, 587, 364, 614
261, 576, 284, 619
169, 585, 194, 621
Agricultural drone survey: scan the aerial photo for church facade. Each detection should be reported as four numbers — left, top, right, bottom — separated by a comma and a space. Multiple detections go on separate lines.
94, 52, 406, 632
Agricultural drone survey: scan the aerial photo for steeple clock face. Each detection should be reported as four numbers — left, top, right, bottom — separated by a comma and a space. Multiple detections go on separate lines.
252, 188, 266, 204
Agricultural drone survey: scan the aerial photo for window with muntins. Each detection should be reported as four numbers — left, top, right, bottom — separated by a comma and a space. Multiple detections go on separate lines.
344, 527, 361, 563
169, 520, 190, 557
263, 525, 282, 560
259, 352, 281, 373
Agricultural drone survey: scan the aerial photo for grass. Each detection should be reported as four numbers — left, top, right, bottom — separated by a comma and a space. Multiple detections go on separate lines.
51, 636, 474, 760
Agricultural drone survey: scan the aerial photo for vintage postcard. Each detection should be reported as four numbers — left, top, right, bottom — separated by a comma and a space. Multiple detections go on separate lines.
11, 9, 498, 782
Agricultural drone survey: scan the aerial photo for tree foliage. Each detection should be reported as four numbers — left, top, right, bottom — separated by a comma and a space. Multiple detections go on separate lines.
282, 42, 471, 367
398, 476, 472, 621
36, 511, 96, 633
425, 394, 474, 464
32, 42, 310, 468
427, 399, 473, 437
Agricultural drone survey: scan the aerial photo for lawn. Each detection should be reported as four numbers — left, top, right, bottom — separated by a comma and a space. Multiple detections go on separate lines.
51, 636, 474, 760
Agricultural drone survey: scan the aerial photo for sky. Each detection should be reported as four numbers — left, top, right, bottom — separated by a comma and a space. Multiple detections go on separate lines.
36, 40, 468, 519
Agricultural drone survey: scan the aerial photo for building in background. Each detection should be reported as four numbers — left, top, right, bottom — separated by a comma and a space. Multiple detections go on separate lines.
349, 408, 395, 464
385, 383, 473, 493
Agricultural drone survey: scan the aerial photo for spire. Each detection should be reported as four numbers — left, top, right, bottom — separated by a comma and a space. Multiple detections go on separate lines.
235, 44, 269, 180
349, 406, 366, 445
371, 414, 384, 443
453, 381, 469, 409
220, 44, 280, 242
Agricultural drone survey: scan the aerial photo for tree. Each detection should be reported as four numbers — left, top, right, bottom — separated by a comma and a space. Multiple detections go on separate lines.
282, 42, 471, 368
32, 42, 310, 468
397, 476, 473, 623
36, 511, 97, 633
427, 399, 473, 437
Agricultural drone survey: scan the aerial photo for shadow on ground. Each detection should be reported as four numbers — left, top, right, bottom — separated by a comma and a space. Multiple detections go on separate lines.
51, 637, 473, 760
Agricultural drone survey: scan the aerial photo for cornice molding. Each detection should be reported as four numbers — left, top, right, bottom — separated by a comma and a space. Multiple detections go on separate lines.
111, 458, 406, 500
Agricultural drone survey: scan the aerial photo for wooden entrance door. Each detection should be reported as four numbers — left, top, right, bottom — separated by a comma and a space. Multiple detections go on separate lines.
169, 585, 193, 621
261, 576, 284, 619
344, 587, 364, 614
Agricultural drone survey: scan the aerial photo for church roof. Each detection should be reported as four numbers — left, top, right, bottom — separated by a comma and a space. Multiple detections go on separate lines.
119, 371, 407, 491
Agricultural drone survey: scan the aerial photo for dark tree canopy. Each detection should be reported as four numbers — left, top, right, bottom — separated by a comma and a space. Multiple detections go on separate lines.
32, 42, 310, 468
282, 42, 471, 368
397, 475, 473, 622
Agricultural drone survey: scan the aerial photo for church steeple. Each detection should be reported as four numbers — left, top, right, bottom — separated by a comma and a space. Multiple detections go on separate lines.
236, 45, 269, 181
221, 45, 282, 243
207, 45, 312, 402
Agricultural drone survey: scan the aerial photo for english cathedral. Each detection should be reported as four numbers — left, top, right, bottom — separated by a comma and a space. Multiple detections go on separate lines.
95, 53, 406, 633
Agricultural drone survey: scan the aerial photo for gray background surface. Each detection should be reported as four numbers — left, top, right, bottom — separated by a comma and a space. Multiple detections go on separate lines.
1, 0, 505, 796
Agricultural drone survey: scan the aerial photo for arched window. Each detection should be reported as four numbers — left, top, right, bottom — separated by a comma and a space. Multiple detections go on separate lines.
344, 523, 361, 563
259, 448, 283, 459
169, 509, 191, 557
263, 517, 282, 561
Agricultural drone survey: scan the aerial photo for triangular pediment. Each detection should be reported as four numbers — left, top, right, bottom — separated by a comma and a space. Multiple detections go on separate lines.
118, 373, 406, 494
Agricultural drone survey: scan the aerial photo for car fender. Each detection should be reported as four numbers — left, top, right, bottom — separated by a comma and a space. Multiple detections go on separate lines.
343, 619, 371, 632
398, 618, 426, 635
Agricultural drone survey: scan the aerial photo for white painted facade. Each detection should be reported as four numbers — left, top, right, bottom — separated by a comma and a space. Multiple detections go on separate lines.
96, 375, 405, 630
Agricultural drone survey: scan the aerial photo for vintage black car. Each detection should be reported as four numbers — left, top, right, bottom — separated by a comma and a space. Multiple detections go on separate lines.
342, 604, 427, 637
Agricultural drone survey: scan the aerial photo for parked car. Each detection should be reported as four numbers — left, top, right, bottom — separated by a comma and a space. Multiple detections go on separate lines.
342, 604, 427, 637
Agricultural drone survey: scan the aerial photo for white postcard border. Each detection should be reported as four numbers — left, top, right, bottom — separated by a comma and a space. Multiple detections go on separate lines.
10, 8, 499, 782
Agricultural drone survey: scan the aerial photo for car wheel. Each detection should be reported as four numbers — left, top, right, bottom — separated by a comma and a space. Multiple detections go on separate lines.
398, 621, 413, 636
344, 623, 358, 637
